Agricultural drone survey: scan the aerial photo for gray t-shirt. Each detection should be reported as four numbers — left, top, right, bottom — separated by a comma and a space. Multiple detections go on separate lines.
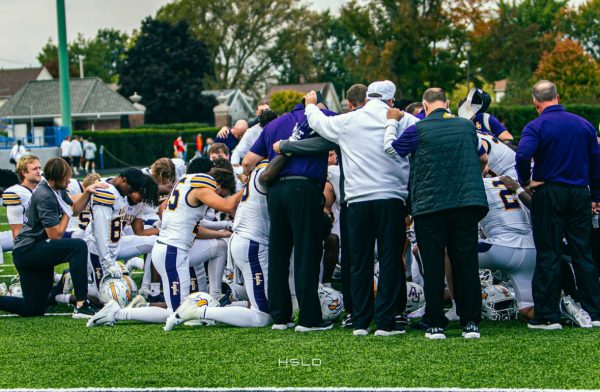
14, 181, 73, 249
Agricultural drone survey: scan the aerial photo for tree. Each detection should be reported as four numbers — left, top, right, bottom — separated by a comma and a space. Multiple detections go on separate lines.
269, 90, 305, 115
157, 0, 309, 96
118, 17, 217, 124
534, 38, 600, 102
565, 0, 600, 60
36, 29, 128, 82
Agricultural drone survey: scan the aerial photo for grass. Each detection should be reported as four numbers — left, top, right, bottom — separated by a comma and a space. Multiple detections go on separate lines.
1, 207, 600, 389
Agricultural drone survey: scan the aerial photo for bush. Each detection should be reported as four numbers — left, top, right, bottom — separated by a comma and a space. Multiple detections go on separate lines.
490, 104, 600, 138
73, 127, 217, 169
270, 90, 305, 115
135, 122, 210, 130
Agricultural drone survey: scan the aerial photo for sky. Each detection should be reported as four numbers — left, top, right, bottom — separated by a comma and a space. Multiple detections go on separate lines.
0, 0, 586, 70
0, 0, 344, 70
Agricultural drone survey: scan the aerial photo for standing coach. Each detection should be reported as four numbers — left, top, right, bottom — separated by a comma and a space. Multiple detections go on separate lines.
516, 80, 600, 329
386, 88, 488, 339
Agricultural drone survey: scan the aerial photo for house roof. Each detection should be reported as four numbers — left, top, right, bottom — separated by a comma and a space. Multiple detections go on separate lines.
0, 67, 46, 98
266, 82, 331, 97
0, 77, 142, 119
202, 89, 254, 114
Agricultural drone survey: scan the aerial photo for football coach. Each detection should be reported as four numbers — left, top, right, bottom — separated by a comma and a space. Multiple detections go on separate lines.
386, 87, 488, 340
516, 80, 600, 330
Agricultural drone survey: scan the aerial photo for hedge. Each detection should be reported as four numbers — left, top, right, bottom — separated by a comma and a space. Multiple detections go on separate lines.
135, 122, 210, 130
73, 127, 218, 169
489, 104, 600, 139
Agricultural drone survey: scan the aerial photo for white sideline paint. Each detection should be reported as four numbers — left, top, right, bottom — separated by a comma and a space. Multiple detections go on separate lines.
0, 313, 71, 318
0, 388, 592, 392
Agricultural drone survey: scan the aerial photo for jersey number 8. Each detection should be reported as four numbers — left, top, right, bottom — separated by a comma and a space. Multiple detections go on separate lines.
110, 218, 122, 243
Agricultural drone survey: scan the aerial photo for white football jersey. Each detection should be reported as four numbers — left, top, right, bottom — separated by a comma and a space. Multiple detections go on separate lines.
66, 179, 84, 232
159, 173, 217, 250
480, 177, 534, 248
232, 160, 269, 244
2, 184, 35, 225
171, 158, 187, 178
84, 181, 142, 270
478, 132, 517, 178
327, 165, 341, 236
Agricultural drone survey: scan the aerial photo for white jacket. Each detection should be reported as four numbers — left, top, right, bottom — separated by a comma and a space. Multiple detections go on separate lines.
305, 100, 418, 204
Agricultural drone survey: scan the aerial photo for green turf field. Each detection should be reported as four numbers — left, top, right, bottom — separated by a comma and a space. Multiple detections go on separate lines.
0, 207, 599, 389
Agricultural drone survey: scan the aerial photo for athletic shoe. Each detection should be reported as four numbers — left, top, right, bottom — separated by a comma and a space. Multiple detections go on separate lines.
184, 319, 216, 327
375, 325, 406, 336
445, 304, 459, 321
408, 305, 426, 319
295, 321, 334, 332
72, 300, 99, 319
125, 257, 144, 271
86, 300, 121, 327
164, 313, 184, 332
527, 320, 562, 330
215, 293, 231, 307
395, 313, 409, 327
560, 296, 592, 328
425, 327, 446, 339
126, 294, 148, 309
47, 281, 64, 306
353, 328, 370, 336
462, 321, 480, 339
332, 264, 342, 281
137, 287, 151, 300
591, 320, 600, 327
341, 314, 354, 329
272, 322, 296, 330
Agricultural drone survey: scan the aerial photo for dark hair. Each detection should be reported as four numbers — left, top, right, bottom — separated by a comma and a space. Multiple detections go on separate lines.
210, 168, 236, 195
212, 157, 233, 173
393, 98, 412, 111
532, 80, 558, 102
405, 102, 424, 115
187, 157, 214, 174
347, 84, 367, 107
17, 140, 22, 146
208, 143, 229, 156
141, 174, 160, 207
43, 157, 72, 182
259, 109, 277, 127
119, 167, 146, 192
0, 169, 19, 192
422, 88, 448, 104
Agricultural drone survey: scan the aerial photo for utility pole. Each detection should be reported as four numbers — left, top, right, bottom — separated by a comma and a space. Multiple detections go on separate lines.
56, 0, 72, 133
78, 55, 85, 78
465, 41, 472, 92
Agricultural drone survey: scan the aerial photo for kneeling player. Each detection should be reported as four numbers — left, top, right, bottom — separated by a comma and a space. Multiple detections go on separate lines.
165, 157, 287, 330
87, 159, 241, 327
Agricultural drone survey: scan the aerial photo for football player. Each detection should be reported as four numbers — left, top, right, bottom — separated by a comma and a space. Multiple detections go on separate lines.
0, 168, 20, 260
87, 161, 241, 327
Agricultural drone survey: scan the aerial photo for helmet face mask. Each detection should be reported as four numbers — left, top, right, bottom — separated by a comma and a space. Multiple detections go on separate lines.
458, 88, 491, 120
481, 285, 518, 320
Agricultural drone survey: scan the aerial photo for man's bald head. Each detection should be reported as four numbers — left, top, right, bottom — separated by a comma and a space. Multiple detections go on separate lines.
532, 80, 558, 103
232, 120, 249, 139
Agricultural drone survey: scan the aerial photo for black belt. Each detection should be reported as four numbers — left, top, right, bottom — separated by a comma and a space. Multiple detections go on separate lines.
279, 176, 311, 182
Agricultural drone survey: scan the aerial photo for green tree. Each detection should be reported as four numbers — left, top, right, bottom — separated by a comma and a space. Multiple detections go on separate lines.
565, 0, 600, 60
118, 17, 216, 124
157, 0, 308, 96
269, 90, 305, 115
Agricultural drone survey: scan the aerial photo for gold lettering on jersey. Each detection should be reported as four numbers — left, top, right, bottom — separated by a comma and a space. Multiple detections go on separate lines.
476, 121, 482, 129
95, 268, 102, 281
254, 272, 263, 286
171, 281, 179, 295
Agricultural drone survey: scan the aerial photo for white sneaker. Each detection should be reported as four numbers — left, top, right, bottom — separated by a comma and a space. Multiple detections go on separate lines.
592, 320, 600, 327
125, 257, 144, 271
445, 304, 459, 321
560, 296, 592, 328
164, 313, 185, 332
87, 300, 121, 327
184, 319, 215, 327
374, 328, 405, 336
425, 327, 446, 340
527, 321, 563, 330
272, 322, 296, 330
408, 305, 426, 319
353, 328, 370, 336
295, 321, 333, 332
126, 294, 148, 309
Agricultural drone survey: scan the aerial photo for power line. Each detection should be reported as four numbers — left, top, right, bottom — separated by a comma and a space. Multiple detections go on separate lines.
0, 57, 34, 66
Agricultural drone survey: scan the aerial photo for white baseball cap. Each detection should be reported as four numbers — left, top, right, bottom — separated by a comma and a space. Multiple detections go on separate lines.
366, 80, 396, 101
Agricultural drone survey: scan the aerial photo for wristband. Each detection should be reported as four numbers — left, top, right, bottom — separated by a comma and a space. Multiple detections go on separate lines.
515, 187, 526, 196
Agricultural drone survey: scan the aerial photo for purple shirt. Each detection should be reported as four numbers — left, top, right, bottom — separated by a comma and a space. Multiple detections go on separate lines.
516, 105, 600, 201
414, 111, 426, 120
474, 112, 507, 137
250, 104, 337, 185
214, 131, 239, 152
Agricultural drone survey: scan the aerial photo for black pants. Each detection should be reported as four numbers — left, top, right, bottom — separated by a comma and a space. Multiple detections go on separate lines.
347, 198, 406, 330
0, 238, 88, 316
415, 207, 482, 328
267, 179, 324, 327
531, 183, 600, 322
339, 202, 352, 314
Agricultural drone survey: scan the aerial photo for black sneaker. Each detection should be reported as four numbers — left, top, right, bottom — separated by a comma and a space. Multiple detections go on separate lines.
341, 313, 354, 329
425, 327, 446, 339
462, 321, 480, 339
72, 300, 99, 319
294, 320, 334, 332
395, 313, 409, 328
375, 324, 406, 336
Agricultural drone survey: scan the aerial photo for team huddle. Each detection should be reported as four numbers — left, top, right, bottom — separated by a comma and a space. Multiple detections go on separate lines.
0, 82, 598, 336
